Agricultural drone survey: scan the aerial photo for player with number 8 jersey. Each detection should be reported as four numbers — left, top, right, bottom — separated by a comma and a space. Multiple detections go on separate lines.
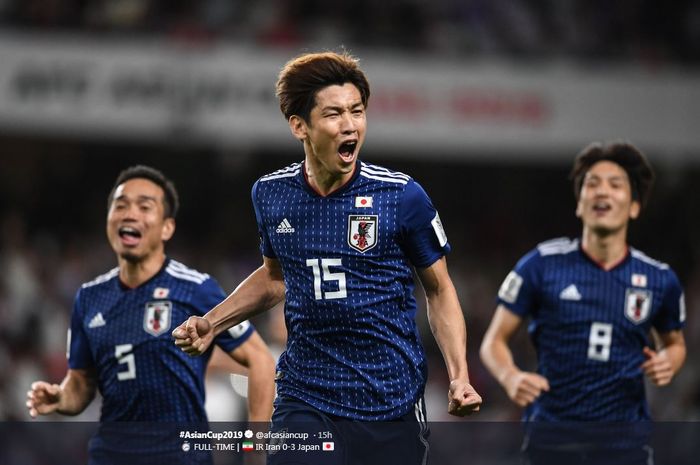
481, 142, 686, 428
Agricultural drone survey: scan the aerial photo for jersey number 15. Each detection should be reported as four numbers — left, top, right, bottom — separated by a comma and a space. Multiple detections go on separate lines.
306, 258, 347, 300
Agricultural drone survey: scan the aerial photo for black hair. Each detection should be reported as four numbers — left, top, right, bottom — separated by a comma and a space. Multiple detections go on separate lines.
570, 141, 655, 209
108, 165, 179, 218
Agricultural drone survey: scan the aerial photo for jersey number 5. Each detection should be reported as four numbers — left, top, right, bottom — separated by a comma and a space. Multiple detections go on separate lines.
115, 344, 136, 380
306, 258, 347, 300
588, 322, 613, 362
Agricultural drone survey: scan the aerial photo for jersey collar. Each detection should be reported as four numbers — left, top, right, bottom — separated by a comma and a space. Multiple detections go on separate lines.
579, 241, 630, 271
299, 160, 361, 198
117, 257, 170, 290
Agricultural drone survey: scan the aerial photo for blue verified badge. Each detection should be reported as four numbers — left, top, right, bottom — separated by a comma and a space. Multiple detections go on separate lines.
144, 301, 172, 336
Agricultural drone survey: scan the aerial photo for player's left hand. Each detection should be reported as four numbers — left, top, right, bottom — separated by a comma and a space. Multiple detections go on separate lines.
447, 379, 482, 416
641, 346, 674, 386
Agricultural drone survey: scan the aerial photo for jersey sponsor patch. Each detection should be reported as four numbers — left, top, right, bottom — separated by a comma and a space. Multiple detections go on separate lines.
275, 218, 295, 234
624, 289, 652, 324
348, 215, 378, 252
559, 284, 582, 301
143, 301, 172, 336
431, 213, 448, 247
498, 271, 523, 304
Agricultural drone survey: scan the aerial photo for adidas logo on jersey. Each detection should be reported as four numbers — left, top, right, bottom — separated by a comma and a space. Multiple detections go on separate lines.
559, 284, 582, 301
276, 218, 295, 233
88, 312, 106, 328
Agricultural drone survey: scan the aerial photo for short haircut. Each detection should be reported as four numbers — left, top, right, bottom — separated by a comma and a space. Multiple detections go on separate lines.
570, 141, 655, 208
108, 165, 179, 219
276, 51, 371, 123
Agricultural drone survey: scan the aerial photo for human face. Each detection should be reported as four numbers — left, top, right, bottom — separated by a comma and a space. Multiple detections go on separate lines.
576, 160, 640, 236
290, 83, 366, 185
106, 178, 174, 263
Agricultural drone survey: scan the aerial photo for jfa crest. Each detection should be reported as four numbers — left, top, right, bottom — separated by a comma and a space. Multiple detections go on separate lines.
624, 289, 652, 324
348, 215, 378, 253
144, 301, 172, 336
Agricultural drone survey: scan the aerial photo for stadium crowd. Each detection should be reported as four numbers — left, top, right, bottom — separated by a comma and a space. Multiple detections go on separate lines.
1, 0, 700, 63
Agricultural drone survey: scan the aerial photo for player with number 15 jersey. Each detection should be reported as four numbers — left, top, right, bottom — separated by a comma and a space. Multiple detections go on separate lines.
253, 160, 448, 420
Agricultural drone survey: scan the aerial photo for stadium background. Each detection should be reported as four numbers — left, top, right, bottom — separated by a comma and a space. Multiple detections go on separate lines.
1, 0, 700, 425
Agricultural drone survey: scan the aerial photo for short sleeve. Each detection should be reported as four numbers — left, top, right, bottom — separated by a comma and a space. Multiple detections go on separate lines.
496, 248, 542, 318
67, 289, 95, 370
252, 180, 276, 259
652, 269, 686, 333
398, 179, 451, 268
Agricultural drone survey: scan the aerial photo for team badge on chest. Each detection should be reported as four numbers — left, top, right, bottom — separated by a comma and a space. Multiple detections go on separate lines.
624, 289, 652, 324
348, 215, 378, 253
144, 301, 172, 336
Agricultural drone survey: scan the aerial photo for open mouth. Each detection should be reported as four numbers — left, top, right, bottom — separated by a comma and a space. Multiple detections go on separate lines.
592, 202, 612, 214
118, 226, 142, 246
338, 141, 357, 162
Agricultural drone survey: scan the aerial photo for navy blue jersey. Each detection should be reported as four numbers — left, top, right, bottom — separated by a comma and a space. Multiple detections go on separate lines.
497, 237, 685, 421
252, 160, 450, 420
69, 258, 254, 422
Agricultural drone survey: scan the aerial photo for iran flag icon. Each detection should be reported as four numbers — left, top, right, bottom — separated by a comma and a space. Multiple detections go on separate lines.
322, 442, 335, 451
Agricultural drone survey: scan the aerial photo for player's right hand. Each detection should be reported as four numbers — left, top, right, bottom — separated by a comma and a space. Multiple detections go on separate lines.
503, 370, 549, 407
172, 316, 214, 356
26, 381, 61, 418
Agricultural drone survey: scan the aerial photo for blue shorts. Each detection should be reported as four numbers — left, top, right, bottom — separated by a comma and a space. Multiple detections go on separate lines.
267, 396, 430, 465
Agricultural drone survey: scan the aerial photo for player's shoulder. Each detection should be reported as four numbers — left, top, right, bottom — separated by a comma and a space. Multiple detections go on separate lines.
80, 267, 120, 290
359, 161, 412, 186
514, 237, 577, 271
535, 237, 579, 257
164, 259, 211, 286
257, 162, 302, 184
629, 248, 672, 271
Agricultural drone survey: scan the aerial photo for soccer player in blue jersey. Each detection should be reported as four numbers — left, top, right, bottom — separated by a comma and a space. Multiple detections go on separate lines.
480, 142, 686, 464
173, 51, 482, 464
26, 165, 276, 464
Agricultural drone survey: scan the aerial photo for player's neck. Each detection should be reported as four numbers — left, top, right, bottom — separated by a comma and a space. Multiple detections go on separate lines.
580, 227, 629, 270
303, 159, 355, 196
117, 252, 166, 288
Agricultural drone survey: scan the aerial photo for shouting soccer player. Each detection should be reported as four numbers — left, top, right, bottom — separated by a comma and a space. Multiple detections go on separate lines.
173, 51, 482, 464
27, 166, 276, 465
480, 142, 686, 464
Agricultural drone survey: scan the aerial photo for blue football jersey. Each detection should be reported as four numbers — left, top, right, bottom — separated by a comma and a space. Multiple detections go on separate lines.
252, 160, 451, 420
69, 258, 254, 422
497, 237, 685, 421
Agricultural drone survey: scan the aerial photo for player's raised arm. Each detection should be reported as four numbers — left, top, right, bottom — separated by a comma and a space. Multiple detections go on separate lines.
173, 256, 285, 356
417, 257, 482, 416
27, 369, 97, 418
480, 305, 549, 407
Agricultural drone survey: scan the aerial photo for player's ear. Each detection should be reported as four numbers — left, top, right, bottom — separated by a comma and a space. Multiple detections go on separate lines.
289, 115, 307, 142
575, 198, 583, 219
629, 200, 640, 220
161, 218, 175, 242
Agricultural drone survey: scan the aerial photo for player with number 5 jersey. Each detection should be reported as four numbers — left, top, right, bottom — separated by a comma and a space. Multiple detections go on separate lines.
26, 166, 276, 465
